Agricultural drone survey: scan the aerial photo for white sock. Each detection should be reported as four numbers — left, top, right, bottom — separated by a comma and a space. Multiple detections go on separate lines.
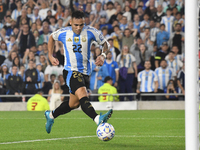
94, 115, 100, 125
49, 111, 54, 119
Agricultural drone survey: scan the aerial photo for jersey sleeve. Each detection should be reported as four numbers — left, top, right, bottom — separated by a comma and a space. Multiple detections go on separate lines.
137, 72, 142, 82
130, 54, 136, 62
51, 27, 67, 41
88, 26, 106, 45
153, 72, 158, 81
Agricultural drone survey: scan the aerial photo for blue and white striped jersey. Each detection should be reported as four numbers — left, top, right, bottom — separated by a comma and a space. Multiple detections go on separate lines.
167, 59, 183, 74
160, 16, 175, 37
51, 26, 108, 75
155, 67, 175, 90
138, 70, 158, 92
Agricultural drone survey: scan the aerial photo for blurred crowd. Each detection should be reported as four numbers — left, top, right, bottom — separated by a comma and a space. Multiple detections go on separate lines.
0, 0, 187, 102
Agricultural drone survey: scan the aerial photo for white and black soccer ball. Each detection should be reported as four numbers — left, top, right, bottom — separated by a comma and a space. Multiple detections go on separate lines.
96, 123, 115, 141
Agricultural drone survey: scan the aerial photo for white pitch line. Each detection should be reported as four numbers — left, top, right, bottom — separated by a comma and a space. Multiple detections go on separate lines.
0, 135, 185, 145
0, 118, 184, 120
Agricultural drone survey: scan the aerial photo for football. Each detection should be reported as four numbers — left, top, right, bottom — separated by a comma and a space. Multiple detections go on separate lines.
96, 123, 115, 141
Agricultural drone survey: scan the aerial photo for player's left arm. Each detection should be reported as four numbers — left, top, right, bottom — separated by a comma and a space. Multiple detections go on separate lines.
95, 41, 110, 66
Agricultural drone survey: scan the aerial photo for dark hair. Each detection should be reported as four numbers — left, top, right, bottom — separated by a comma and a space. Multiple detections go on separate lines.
13, 56, 21, 68
104, 76, 113, 83
175, 23, 181, 27
107, 1, 114, 6
160, 24, 165, 28
169, 51, 175, 54
72, 10, 85, 19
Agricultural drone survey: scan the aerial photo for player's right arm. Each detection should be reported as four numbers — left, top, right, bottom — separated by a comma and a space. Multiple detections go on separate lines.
48, 35, 59, 66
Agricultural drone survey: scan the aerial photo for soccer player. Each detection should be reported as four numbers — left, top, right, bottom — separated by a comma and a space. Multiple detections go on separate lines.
27, 90, 50, 111
45, 10, 113, 134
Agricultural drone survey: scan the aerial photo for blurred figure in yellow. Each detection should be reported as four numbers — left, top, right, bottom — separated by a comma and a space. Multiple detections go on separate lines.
27, 90, 50, 111
98, 76, 119, 102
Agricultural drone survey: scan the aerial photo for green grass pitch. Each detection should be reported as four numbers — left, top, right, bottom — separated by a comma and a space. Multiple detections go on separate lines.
0, 110, 185, 150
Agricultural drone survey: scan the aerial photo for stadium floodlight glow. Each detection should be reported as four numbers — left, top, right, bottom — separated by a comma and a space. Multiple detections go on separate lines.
185, 0, 199, 149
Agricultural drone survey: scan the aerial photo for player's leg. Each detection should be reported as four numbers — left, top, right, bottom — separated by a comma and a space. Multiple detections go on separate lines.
75, 86, 113, 126
45, 95, 79, 134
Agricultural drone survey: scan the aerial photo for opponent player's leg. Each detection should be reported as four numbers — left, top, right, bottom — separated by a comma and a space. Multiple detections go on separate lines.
75, 87, 113, 126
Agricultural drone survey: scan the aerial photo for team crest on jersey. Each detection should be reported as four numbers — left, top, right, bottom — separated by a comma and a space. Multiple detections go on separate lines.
82, 36, 86, 42
33, 72, 35, 76
99, 34, 104, 41
74, 37, 79, 43
112, 64, 114, 67
17, 77, 19, 81
10, 78, 13, 80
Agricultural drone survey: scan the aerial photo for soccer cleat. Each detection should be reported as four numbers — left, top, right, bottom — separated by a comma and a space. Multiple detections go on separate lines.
97, 109, 113, 126
45, 110, 54, 134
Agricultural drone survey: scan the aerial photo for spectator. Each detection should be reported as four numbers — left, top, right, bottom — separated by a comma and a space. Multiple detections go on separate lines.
123, 6, 131, 22
36, 63, 45, 89
9, 55, 22, 72
27, 90, 50, 111
22, 49, 40, 69
118, 28, 136, 49
90, 47, 109, 100
131, 43, 153, 73
47, 80, 64, 110
18, 23, 36, 58
39, 42, 49, 60
127, 22, 138, 38
104, 51, 119, 87
149, 20, 160, 43
55, 5, 64, 20
137, 6, 144, 21
0, 41, 9, 58
36, 18, 42, 31
38, 53, 49, 73
57, 18, 64, 29
23, 60, 41, 97
98, 76, 119, 102
5, 65, 23, 102
165, 45, 184, 62
144, 0, 157, 18
164, 79, 178, 100
140, 27, 151, 46
129, 0, 137, 20
0, 0, 7, 22
116, 45, 138, 101
152, 4, 165, 23
156, 24, 169, 48
16, 8, 31, 27
44, 62, 63, 82
0, 63, 9, 90
169, 23, 184, 54
137, 60, 158, 101
42, 73, 56, 95
30, 6, 42, 23
90, 2, 107, 22
119, 16, 128, 31
161, 8, 175, 37
177, 62, 185, 100
39, 2, 56, 21
166, 51, 183, 74
163, 0, 181, 13
110, 25, 122, 50
18, 65, 25, 79
133, 14, 141, 34
37, 22, 51, 45
3, 15, 13, 37
109, 4, 122, 24
62, 8, 71, 27
3, 50, 18, 69
107, 37, 120, 61
140, 13, 150, 32
58, 74, 69, 101
155, 60, 175, 100
26, 6, 33, 19
49, 16, 57, 32
155, 42, 169, 68
0, 28, 7, 42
